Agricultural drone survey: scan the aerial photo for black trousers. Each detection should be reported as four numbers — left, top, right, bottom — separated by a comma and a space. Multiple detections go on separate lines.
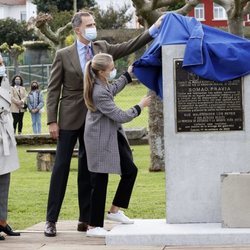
12, 112, 24, 134
46, 125, 92, 223
89, 132, 138, 227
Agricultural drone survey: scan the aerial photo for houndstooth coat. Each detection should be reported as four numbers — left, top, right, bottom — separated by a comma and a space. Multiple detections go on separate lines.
84, 74, 139, 175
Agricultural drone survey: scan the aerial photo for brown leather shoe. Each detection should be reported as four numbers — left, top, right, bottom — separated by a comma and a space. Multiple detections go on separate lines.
44, 221, 56, 237
77, 221, 88, 232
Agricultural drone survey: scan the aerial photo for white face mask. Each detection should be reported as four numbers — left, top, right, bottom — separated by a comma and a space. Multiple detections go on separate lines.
108, 68, 117, 81
0, 65, 6, 77
82, 27, 97, 41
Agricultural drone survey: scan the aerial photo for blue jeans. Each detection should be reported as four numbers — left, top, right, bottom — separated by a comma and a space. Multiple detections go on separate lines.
31, 112, 41, 134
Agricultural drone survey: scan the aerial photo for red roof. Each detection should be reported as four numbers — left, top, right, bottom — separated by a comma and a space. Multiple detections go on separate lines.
0, 0, 26, 5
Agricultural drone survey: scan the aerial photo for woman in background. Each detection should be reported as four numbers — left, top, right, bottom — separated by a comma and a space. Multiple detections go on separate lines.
27, 81, 44, 134
10, 75, 27, 135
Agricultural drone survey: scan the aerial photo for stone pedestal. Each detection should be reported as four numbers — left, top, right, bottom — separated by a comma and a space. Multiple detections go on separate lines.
37, 152, 55, 171
221, 173, 250, 228
162, 45, 250, 223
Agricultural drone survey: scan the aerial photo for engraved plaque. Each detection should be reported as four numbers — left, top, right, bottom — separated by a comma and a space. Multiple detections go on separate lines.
175, 60, 243, 132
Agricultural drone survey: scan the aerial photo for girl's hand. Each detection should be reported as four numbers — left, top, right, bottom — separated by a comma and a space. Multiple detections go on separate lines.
128, 65, 133, 74
139, 95, 152, 108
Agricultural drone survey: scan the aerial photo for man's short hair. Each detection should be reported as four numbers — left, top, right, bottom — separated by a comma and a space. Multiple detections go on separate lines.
71, 11, 93, 29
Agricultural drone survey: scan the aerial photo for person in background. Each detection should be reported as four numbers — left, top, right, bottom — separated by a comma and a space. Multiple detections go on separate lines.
83, 53, 151, 237
27, 81, 44, 134
10, 75, 27, 135
0, 56, 20, 240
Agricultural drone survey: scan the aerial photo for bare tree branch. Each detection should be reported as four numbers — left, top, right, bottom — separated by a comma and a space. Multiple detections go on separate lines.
152, 0, 177, 9
175, 0, 200, 15
56, 22, 72, 37
213, 0, 233, 12
243, 1, 250, 15
234, 0, 242, 16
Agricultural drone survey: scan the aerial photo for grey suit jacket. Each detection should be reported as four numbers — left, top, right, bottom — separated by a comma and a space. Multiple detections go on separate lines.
47, 30, 152, 130
84, 75, 139, 174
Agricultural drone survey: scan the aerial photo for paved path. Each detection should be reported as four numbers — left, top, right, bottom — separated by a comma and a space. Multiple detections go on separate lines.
1, 221, 250, 250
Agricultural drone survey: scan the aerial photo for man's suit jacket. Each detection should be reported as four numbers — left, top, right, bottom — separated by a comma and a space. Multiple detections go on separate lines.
47, 30, 152, 130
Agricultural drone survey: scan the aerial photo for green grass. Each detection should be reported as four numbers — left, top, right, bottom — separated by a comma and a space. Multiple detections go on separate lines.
21, 83, 149, 134
8, 144, 166, 230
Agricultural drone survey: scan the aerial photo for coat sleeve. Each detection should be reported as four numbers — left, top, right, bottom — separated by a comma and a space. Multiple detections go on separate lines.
37, 92, 44, 110
103, 30, 152, 60
108, 73, 132, 96
46, 51, 63, 124
94, 88, 139, 124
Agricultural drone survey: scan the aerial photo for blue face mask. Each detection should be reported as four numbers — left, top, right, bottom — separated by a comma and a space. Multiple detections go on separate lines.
82, 27, 97, 41
0, 65, 6, 76
108, 68, 117, 81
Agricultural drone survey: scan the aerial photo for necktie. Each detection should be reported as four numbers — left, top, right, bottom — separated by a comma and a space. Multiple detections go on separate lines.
85, 46, 92, 62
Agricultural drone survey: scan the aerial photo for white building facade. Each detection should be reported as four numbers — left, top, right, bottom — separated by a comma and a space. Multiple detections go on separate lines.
0, 0, 36, 22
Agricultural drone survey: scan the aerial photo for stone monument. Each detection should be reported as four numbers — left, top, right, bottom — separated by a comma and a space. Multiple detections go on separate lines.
106, 44, 250, 246
163, 44, 250, 223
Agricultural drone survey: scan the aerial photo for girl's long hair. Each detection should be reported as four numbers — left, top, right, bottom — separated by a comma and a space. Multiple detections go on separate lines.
84, 53, 113, 112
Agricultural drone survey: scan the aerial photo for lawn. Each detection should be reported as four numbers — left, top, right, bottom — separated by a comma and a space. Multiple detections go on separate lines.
8, 144, 166, 230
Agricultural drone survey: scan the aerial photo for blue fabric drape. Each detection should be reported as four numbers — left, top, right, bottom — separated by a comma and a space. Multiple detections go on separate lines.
133, 13, 250, 98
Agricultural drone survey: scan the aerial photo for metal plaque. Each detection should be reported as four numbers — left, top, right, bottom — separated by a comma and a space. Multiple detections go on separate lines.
175, 60, 243, 132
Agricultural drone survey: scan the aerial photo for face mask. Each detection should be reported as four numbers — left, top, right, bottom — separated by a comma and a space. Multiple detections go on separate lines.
31, 85, 38, 91
15, 79, 21, 86
108, 68, 117, 81
0, 65, 6, 76
82, 27, 97, 41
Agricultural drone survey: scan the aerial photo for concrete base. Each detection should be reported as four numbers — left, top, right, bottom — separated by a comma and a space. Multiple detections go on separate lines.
106, 219, 250, 246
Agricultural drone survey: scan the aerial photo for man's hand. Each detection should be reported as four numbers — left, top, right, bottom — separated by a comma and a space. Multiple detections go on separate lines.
49, 122, 59, 139
154, 14, 165, 28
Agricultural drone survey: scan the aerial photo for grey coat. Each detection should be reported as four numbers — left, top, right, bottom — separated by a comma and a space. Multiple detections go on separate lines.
84, 74, 139, 175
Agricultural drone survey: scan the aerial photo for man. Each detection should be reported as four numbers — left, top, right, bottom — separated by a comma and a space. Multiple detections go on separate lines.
45, 11, 163, 237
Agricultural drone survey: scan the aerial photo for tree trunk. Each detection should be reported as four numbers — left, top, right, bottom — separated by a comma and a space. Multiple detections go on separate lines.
148, 90, 165, 172
227, 15, 244, 37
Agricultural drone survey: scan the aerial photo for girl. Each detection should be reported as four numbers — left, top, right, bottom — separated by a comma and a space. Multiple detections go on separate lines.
84, 53, 151, 237
27, 81, 44, 134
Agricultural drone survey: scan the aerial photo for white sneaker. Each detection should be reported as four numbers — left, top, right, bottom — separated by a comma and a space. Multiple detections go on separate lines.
86, 227, 107, 237
106, 210, 134, 224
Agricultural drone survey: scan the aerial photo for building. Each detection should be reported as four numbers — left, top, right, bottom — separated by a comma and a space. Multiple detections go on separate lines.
0, 0, 36, 22
189, 0, 250, 27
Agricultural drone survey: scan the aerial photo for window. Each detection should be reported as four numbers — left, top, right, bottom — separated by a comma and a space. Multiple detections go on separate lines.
213, 3, 227, 20
20, 11, 26, 21
247, 14, 250, 21
194, 4, 205, 20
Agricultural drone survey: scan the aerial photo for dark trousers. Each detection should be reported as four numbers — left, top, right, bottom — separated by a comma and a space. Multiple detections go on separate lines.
46, 125, 92, 223
89, 132, 138, 227
12, 112, 24, 134
0, 173, 10, 221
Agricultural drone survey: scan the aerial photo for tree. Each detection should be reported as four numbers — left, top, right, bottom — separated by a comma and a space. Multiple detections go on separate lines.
0, 18, 32, 73
32, 0, 96, 12
131, 0, 250, 171
93, 4, 133, 29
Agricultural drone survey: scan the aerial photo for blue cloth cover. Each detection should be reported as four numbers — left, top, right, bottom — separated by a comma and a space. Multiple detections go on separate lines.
133, 13, 250, 98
